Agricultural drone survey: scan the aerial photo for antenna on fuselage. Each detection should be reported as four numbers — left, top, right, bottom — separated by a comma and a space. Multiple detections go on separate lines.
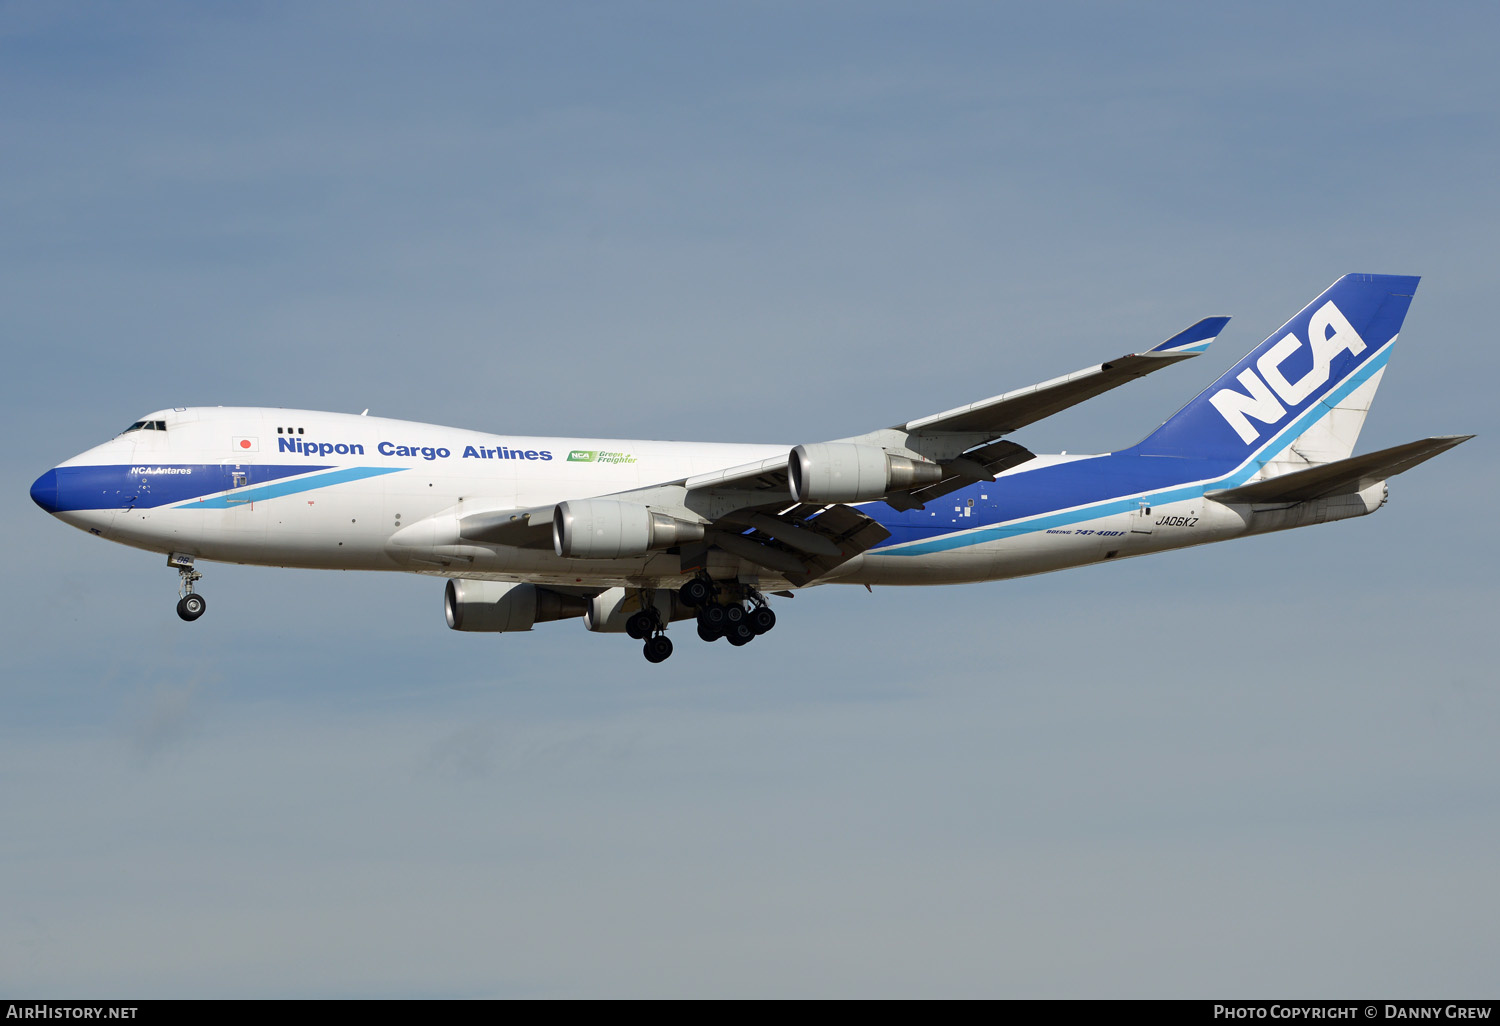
360, 409, 369, 416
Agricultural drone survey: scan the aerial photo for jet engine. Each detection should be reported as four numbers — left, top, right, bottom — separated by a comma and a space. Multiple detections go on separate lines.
788, 443, 943, 503
444, 579, 587, 632
553, 499, 705, 558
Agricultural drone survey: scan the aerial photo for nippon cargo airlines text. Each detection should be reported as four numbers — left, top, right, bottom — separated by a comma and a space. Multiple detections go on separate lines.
278, 437, 555, 461
27, 274, 1471, 665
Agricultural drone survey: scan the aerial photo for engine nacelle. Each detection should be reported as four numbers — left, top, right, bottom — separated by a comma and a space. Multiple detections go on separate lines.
444, 579, 587, 632
788, 443, 943, 503
584, 586, 695, 633
553, 500, 705, 558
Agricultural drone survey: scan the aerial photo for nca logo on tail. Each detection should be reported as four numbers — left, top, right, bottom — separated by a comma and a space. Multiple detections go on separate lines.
1210, 301, 1367, 443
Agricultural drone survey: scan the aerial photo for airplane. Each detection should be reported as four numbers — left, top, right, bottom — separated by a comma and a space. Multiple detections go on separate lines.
29, 273, 1471, 663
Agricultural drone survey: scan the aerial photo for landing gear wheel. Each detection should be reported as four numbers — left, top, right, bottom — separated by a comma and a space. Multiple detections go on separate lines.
176, 594, 206, 622
643, 635, 674, 663
749, 607, 776, 634
704, 605, 728, 630
171, 555, 205, 622
724, 603, 746, 624
726, 621, 755, 646
626, 611, 654, 640
696, 618, 721, 643
679, 578, 713, 608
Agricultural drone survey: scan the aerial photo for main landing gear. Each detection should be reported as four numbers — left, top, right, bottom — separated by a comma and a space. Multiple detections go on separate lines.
678, 576, 776, 649
625, 603, 674, 664
169, 553, 206, 622
619, 578, 780, 663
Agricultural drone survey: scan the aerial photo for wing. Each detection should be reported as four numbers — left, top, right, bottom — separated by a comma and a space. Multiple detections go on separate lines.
451, 317, 1227, 582
659, 314, 1228, 506
454, 493, 893, 586
622, 315, 1228, 501
901, 316, 1229, 436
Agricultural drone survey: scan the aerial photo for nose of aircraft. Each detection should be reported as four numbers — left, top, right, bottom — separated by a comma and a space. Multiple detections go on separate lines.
30, 468, 59, 513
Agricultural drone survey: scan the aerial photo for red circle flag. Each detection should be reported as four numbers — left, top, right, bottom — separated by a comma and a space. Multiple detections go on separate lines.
240, 439, 252, 448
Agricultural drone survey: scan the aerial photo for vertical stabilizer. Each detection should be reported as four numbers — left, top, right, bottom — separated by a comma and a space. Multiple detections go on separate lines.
1132, 274, 1419, 472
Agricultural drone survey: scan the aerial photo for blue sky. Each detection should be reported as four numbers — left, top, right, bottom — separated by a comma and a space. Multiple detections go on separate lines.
2, 2, 1497, 996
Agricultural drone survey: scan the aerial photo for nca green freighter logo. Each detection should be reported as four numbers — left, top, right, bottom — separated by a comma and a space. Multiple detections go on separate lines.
567, 449, 637, 465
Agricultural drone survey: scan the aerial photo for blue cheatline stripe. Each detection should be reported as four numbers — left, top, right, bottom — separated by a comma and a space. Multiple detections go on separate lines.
882, 342, 1393, 557
176, 466, 405, 508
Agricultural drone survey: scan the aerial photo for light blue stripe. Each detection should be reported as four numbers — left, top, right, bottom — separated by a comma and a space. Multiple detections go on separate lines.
887, 344, 1393, 557
177, 466, 404, 509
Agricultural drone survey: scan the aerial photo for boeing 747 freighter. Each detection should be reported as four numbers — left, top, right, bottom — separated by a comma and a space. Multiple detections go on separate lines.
30, 274, 1470, 662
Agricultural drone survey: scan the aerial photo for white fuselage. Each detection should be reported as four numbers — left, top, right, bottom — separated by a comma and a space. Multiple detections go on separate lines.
41, 407, 1383, 593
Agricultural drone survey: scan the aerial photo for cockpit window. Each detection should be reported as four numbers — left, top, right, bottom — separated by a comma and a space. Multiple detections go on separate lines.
120, 420, 169, 434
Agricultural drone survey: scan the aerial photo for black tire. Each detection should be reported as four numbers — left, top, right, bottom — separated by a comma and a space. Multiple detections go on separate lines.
626, 611, 652, 640
727, 622, 755, 646
644, 635, 674, 663
704, 605, 727, 628
176, 594, 206, 622
696, 619, 720, 643
679, 578, 712, 608
724, 603, 746, 624
750, 607, 776, 634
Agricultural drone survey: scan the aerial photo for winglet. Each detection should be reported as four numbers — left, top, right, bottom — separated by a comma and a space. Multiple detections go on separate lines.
1147, 316, 1230, 357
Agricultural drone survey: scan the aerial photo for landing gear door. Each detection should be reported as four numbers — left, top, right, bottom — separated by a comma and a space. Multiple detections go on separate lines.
1131, 501, 1154, 534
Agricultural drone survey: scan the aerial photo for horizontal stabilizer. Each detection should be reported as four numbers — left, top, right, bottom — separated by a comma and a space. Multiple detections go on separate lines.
1206, 435, 1473, 504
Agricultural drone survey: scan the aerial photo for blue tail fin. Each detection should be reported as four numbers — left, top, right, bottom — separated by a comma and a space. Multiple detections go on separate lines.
1133, 274, 1419, 464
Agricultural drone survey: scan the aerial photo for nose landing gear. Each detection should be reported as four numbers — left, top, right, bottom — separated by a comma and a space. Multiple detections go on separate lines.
176, 593, 206, 621
169, 553, 206, 622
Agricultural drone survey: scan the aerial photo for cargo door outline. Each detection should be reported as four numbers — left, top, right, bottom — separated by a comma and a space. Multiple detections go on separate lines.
226, 466, 252, 507
1131, 500, 1154, 534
